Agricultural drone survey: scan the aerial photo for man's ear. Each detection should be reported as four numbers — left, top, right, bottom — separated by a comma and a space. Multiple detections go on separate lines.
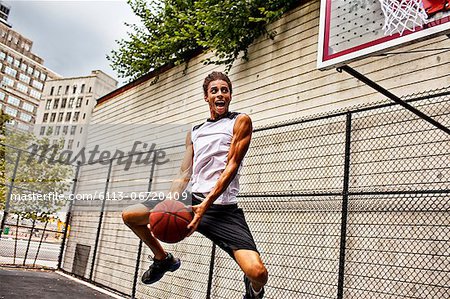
204, 95, 208, 102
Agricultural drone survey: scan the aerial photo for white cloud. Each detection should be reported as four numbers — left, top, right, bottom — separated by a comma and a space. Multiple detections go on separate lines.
6, 0, 141, 86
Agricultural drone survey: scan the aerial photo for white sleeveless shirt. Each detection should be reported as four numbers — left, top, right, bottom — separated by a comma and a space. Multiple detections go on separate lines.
191, 112, 241, 205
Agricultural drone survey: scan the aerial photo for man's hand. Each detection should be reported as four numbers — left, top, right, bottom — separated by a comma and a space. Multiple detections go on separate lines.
187, 202, 208, 236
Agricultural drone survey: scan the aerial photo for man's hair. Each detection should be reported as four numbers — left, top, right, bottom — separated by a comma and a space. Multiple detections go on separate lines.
203, 71, 232, 96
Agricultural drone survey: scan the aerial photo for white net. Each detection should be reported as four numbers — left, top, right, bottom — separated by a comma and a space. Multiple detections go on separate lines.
379, 0, 429, 35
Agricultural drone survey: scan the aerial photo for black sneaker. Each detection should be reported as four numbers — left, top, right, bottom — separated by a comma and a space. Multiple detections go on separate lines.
141, 252, 181, 284
243, 275, 265, 299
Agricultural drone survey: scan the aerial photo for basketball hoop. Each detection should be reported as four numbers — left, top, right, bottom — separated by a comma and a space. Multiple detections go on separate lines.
379, 0, 429, 35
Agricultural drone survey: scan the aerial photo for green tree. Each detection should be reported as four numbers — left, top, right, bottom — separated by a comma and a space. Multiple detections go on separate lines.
0, 123, 73, 222
108, 0, 300, 80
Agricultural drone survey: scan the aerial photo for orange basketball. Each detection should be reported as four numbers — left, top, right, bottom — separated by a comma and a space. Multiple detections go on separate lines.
149, 200, 193, 243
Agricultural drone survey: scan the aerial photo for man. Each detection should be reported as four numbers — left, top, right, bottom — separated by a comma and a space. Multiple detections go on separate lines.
122, 71, 268, 299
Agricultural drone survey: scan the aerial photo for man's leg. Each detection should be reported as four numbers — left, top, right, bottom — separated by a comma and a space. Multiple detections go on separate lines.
121, 203, 167, 259
234, 249, 268, 294
122, 203, 181, 284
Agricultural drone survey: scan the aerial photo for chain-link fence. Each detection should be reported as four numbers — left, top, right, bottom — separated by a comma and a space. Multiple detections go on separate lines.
3, 87, 449, 298
0, 142, 76, 268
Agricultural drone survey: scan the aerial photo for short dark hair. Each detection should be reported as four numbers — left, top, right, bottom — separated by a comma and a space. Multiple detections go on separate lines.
203, 71, 232, 96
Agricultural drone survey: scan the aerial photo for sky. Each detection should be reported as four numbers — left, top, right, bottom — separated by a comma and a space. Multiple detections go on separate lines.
6, 0, 141, 86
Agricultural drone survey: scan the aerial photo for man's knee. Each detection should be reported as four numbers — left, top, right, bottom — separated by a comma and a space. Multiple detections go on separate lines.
247, 262, 268, 284
121, 205, 148, 227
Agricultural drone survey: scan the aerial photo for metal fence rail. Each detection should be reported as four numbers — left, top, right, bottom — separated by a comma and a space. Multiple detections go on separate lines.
2, 87, 449, 299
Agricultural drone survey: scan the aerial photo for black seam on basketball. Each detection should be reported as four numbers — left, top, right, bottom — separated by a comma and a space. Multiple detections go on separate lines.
162, 213, 171, 242
150, 213, 166, 228
171, 212, 192, 223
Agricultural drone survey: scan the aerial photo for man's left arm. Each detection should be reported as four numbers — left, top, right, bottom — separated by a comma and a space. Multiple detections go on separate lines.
188, 114, 253, 232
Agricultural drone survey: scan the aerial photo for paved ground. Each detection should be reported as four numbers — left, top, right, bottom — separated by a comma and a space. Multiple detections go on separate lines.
0, 267, 116, 299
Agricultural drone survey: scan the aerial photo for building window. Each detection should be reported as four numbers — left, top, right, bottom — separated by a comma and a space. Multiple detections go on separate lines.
7, 96, 20, 106
68, 97, 74, 108
70, 126, 76, 135
27, 66, 33, 75
45, 100, 51, 110
5, 66, 17, 77
53, 99, 59, 109
67, 139, 74, 149
65, 85, 69, 95
19, 73, 30, 84
40, 73, 46, 81
79, 127, 83, 134
50, 86, 54, 96
58, 112, 63, 122
40, 126, 45, 135
80, 84, 85, 93
55, 126, 60, 135
17, 123, 29, 131
20, 63, 27, 71
0, 52, 5, 59
65, 112, 72, 122
83, 113, 86, 120
33, 69, 40, 78
30, 90, 41, 99
88, 86, 92, 93
61, 98, 67, 108
63, 126, 68, 135
43, 113, 49, 122
47, 126, 53, 135
73, 112, 80, 121
50, 113, 56, 122
13, 59, 20, 68
0, 91, 5, 100
5, 106, 17, 117
32, 80, 43, 90
17, 83, 28, 94
2, 76, 14, 87
85, 99, 89, 106
22, 102, 34, 113
76, 97, 82, 108
6, 55, 13, 64
72, 85, 77, 94
57, 86, 61, 95
19, 113, 32, 122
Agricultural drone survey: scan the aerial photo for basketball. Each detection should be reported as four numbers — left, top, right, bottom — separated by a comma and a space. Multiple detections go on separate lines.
149, 200, 193, 243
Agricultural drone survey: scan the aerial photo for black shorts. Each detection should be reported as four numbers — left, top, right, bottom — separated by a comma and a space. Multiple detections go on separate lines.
192, 193, 258, 259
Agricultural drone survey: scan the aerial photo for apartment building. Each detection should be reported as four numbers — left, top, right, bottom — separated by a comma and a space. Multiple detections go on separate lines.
35, 70, 117, 150
0, 19, 60, 131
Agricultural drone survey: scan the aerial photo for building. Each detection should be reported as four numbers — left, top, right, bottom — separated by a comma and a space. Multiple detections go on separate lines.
0, 1, 10, 27
34, 70, 117, 150
0, 20, 60, 132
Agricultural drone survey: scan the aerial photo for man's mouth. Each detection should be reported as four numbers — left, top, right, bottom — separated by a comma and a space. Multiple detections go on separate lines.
215, 100, 225, 107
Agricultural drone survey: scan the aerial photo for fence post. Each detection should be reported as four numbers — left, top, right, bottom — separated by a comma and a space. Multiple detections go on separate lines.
337, 112, 352, 299
90, 159, 113, 281
0, 150, 21, 240
206, 243, 216, 299
57, 161, 81, 269
132, 152, 157, 298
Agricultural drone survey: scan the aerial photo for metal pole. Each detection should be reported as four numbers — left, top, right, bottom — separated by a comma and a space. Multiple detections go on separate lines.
337, 65, 450, 136
57, 162, 81, 269
0, 150, 21, 240
89, 159, 113, 281
206, 243, 217, 299
33, 221, 48, 267
132, 152, 157, 298
337, 112, 352, 299
23, 218, 36, 266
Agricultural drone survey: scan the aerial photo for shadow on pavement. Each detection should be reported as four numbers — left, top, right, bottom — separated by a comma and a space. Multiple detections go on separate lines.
0, 266, 116, 299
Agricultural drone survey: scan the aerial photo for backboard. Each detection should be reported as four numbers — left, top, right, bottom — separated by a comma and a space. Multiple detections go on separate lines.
317, 0, 450, 70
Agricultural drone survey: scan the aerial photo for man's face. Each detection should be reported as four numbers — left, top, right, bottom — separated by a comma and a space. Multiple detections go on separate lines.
204, 80, 231, 120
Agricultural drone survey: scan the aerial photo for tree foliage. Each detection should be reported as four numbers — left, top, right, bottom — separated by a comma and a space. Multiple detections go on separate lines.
108, 0, 300, 80
0, 120, 73, 222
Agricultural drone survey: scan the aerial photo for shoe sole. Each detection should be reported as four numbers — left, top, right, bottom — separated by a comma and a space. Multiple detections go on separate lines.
142, 259, 181, 285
